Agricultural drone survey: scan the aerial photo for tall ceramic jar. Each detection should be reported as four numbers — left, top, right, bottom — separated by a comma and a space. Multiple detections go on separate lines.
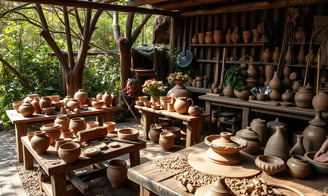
231, 26, 240, 43
106, 159, 127, 187
102, 91, 112, 107
297, 45, 306, 64
54, 114, 70, 131
262, 48, 272, 63
287, 155, 311, 179
39, 96, 52, 110
111, 92, 118, 106
159, 131, 174, 151
30, 131, 50, 154
74, 89, 88, 105
148, 123, 162, 143
197, 32, 205, 44
19, 102, 35, 117
312, 91, 328, 111
31, 97, 42, 114
290, 134, 305, 156
205, 31, 213, 44
303, 111, 327, 152
174, 97, 193, 114
69, 117, 87, 135
250, 118, 267, 147
213, 30, 224, 43
264, 125, 290, 162
236, 127, 261, 154
272, 46, 280, 63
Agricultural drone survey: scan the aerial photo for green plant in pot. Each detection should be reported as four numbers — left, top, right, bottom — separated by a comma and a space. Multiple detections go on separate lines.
224, 65, 249, 100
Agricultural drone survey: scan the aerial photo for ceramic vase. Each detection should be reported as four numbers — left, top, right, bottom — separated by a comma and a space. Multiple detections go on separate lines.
287, 155, 311, 179
303, 111, 327, 152
242, 30, 252, 43
236, 127, 261, 154
19, 102, 35, 117
39, 96, 52, 110
167, 81, 192, 98
205, 31, 213, 44
312, 91, 328, 111
148, 124, 162, 143
295, 27, 306, 42
264, 125, 290, 161
252, 29, 260, 42
74, 89, 88, 105
106, 159, 128, 187
285, 45, 292, 64
297, 45, 306, 64
30, 131, 50, 154
31, 97, 41, 114
174, 97, 193, 114
272, 46, 280, 63
294, 86, 313, 108
197, 33, 205, 44
69, 117, 87, 135
250, 118, 267, 147
213, 30, 224, 43
54, 114, 70, 131
247, 64, 258, 78
159, 131, 174, 151
262, 48, 272, 63
264, 65, 275, 86
281, 89, 294, 102
290, 134, 305, 156
102, 91, 112, 107
223, 84, 234, 97
269, 71, 281, 101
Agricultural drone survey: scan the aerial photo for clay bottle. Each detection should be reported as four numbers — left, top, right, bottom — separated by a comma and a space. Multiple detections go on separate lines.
297, 45, 305, 64
290, 134, 305, 156
272, 46, 280, 64
264, 125, 290, 161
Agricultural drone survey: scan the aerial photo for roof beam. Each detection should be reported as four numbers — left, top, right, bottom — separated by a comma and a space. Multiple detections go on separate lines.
152, 0, 228, 10
128, 0, 168, 7
4, 0, 177, 16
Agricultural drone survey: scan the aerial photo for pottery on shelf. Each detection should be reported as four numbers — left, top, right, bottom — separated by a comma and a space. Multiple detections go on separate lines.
285, 45, 292, 64
19, 102, 35, 117
233, 89, 249, 101
223, 84, 234, 97
102, 91, 112, 107
255, 155, 286, 175
242, 30, 252, 43
295, 27, 306, 42
225, 29, 232, 43
290, 134, 305, 156
74, 89, 88, 105
312, 91, 328, 111
191, 34, 198, 44
272, 46, 280, 63
31, 97, 41, 114
30, 131, 50, 154
287, 155, 312, 179
213, 30, 224, 43
174, 97, 193, 115
69, 117, 87, 135
264, 125, 290, 162
231, 26, 240, 43
262, 48, 272, 63
163, 126, 181, 144
167, 81, 192, 98
264, 65, 275, 86
268, 71, 281, 101
294, 86, 313, 108
159, 96, 171, 110
58, 142, 81, 163
106, 159, 128, 187
205, 31, 213, 44
281, 89, 294, 102
303, 111, 327, 152
197, 32, 205, 44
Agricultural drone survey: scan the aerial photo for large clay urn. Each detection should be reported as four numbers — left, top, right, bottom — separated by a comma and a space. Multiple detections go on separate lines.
30, 131, 50, 154
167, 81, 192, 98
312, 91, 328, 111
69, 117, 87, 135
106, 159, 127, 188
54, 114, 70, 131
39, 96, 52, 110
236, 127, 261, 154
174, 97, 193, 114
74, 89, 88, 105
102, 91, 112, 107
294, 86, 313, 108
19, 102, 35, 117
303, 111, 327, 152
213, 30, 224, 43
264, 125, 290, 162
287, 155, 311, 179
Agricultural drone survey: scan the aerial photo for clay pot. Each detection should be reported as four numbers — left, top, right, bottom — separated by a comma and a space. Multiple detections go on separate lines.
87, 121, 99, 129
247, 64, 258, 78
312, 91, 328, 111
188, 105, 200, 116
66, 98, 81, 111
290, 134, 305, 156
191, 34, 198, 44
236, 127, 261, 154
252, 29, 260, 42
281, 89, 294, 102
174, 97, 193, 114
255, 155, 286, 175
163, 126, 181, 144
213, 30, 224, 43
285, 45, 292, 64
96, 93, 103, 101
40, 123, 62, 145
111, 92, 118, 106
160, 96, 171, 110
292, 80, 302, 92
30, 131, 50, 154
264, 65, 275, 86
31, 97, 41, 114
62, 96, 72, 109
272, 46, 280, 63
24, 94, 39, 103
223, 84, 234, 97
62, 129, 74, 138
42, 107, 55, 115
282, 66, 292, 89
287, 155, 311, 179
12, 101, 24, 112
295, 27, 306, 42
269, 71, 281, 101
69, 117, 87, 135
58, 142, 81, 163
197, 32, 205, 44
262, 49, 272, 63
102, 91, 112, 107
159, 131, 174, 151
74, 89, 88, 105
242, 30, 252, 43
54, 114, 70, 131
205, 31, 213, 44
267, 118, 287, 137
167, 81, 192, 98
92, 100, 104, 109
106, 159, 127, 187
19, 102, 35, 117
250, 118, 267, 147
264, 125, 290, 162
225, 29, 231, 43
39, 96, 52, 110
297, 45, 306, 64
148, 123, 163, 143
104, 121, 116, 134
303, 111, 327, 152
233, 89, 249, 101
294, 87, 313, 108
55, 138, 66, 151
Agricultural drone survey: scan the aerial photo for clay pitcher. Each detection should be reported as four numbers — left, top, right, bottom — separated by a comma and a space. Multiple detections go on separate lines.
295, 27, 306, 42
106, 159, 127, 187
30, 131, 50, 154
174, 97, 193, 114
74, 89, 88, 105
264, 125, 290, 162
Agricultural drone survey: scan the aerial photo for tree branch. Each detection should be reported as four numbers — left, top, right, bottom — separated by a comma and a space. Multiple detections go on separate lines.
126, 12, 134, 40
63, 6, 74, 66
113, 11, 120, 42
131, 14, 151, 43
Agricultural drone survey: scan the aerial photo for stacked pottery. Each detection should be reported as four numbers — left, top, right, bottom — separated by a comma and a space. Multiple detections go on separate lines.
236, 127, 261, 154
19, 102, 35, 117
159, 131, 174, 151
148, 123, 163, 143
74, 89, 88, 105
264, 125, 290, 162
287, 155, 311, 179
30, 131, 50, 154
40, 123, 62, 145
106, 159, 128, 187
69, 117, 87, 135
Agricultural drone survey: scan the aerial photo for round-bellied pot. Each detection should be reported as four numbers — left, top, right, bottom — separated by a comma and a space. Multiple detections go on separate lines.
236, 127, 261, 154
294, 86, 313, 108
30, 131, 50, 154
13, 101, 24, 113
159, 132, 174, 151
40, 123, 62, 145
66, 98, 81, 111
148, 124, 163, 143
287, 155, 312, 179
174, 97, 193, 115
163, 126, 181, 144
58, 142, 81, 163
106, 159, 127, 188
312, 91, 328, 111
69, 117, 87, 135
31, 97, 42, 114
104, 121, 116, 134
39, 96, 52, 110
102, 91, 112, 107
54, 114, 70, 131
19, 102, 35, 117
74, 89, 88, 105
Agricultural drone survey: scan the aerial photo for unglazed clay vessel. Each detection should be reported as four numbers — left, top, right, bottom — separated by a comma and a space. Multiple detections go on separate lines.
255, 155, 286, 175
287, 155, 311, 179
264, 125, 290, 161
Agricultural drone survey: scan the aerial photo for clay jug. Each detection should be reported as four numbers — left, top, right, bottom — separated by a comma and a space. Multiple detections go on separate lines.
102, 91, 112, 107
197, 32, 205, 44
31, 97, 41, 114
54, 114, 70, 131
262, 48, 272, 63
205, 31, 213, 44
236, 127, 261, 154
69, 117, 87, 135
272, 46, 280, 63
295, 27, 306, 42
303, 111, 327, 152
287, 155, 311, 179
285, 45, 292, 64
19, 102, 35, 117
74, 89, 88, 105
30, 131, 50, 154
213, 30, 224, 43
39, 96, 52, 110
231, 26, 240, 43
267, 118, 287, 137
290, 134, 305, 156
106, 159, 127, 187
294, 86, 313, 108
242, 30, 252, 43
281, 89, 294, 102
66, 98, 81, 111
225, 29, 231, 43
191, 34, 198, 44
264, 125, 290, 161
148, 124, 162, 143
159, 131, 174, 151
297, 45, 305, 64
188, 105, 200, 116
111, 92, 118, 106
250, 118, 267, 147
264, 65, 275, 86
312, 91, 328, 111
174, 97, 193, 114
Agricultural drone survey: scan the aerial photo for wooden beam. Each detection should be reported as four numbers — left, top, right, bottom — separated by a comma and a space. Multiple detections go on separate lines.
152, 0, 229, 10
4, 0, 177, 16
181, 0, 328, 16
128, 0, 168, 7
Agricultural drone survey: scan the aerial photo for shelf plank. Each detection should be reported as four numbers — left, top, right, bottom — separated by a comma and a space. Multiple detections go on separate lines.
190, 42, 268, 47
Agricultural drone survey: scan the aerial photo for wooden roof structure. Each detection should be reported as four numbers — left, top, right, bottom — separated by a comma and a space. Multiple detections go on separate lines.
5, 0, 327, 16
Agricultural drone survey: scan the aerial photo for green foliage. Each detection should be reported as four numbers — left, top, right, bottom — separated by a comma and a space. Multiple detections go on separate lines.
224, 65, 247, 91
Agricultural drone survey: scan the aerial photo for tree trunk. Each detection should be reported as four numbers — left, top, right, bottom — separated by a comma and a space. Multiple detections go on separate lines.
63, 66, 83, 96
118, 37, 132, 89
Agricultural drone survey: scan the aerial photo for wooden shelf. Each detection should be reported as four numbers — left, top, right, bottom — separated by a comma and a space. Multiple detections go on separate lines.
196, 59, 216, 63
186, 86, 211, 94
189, 42, 268, 47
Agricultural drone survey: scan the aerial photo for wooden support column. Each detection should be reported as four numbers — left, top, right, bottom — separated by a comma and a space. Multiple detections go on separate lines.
16, 123, 28, 163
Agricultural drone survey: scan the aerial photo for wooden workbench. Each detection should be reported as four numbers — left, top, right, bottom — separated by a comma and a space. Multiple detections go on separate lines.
134, 105, 209, 147
6, 106, 122, 162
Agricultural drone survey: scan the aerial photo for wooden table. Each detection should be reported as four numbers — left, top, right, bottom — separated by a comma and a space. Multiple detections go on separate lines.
6, 106, 122, 162
198, 94, 322, 128
128, 142, 328, 196
134, 105, 209, 147
22, 136, 146, 196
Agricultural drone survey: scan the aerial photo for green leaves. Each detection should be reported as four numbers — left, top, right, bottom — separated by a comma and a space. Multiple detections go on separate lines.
224, 66, 247, 91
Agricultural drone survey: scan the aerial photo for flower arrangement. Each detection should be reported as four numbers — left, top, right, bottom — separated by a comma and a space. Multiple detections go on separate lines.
142, 79, 167, 96
167, 72, 189, 84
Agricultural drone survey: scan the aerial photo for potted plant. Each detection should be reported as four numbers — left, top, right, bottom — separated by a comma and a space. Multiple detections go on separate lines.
224, 66, 249, 100
142, 79, 167, 104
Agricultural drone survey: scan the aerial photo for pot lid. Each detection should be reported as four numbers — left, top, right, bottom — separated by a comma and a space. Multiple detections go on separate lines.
236, 127, 259, 140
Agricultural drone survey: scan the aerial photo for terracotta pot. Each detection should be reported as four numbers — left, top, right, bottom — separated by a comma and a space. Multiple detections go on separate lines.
160, 96, 171, 110
281, 89, 294, 102
66, 98, 81, 111
231, 26, 240, 43
106, 159, 127, 188
164, 126, 181, 144
19, 102, 35, 117
104, 121, 116, 134
55, 138, 66, 151
74, 89, 88, 105
111, 92, 118, 106
31, 97, 41, 114
197, 32, 205, 44
62, 129, 74, 138
62, 96, 72, 109
40, 123, 62, 145
312, 91, 328, 111
191, 34, 198, 44
102, 91, 112, 107
242, 30, 252, 43
222, 85, 234, 97
303, 111, 327, 152
264, 125, 290, 162
262, 48, 272, 63
174, 97, 193, 114
285, 45, 292, 64
282, 66, 292, 89
54, 114, 70, 131
12, 101, 24, 113
92, 100, 104, 109
58, 142, 81, 163
159, 131, 174, 151
30, 131, 50, 154
233, 89, 249, 101
188, 105, 200, 116
148, 123, 162, 143
264, 65, 275, 86
205, 31, 213, 44
39, 96, 52, 110
225, 29, 231, 43
96, 93, 103, 101
287, 155, 311, 179
295, 27, 306, 42
269, 71, 281, 90
69, 117, 87, 135
236, 127, 261, 154
87, 121, 99, 129
290, 134, 305, 156
297, 45, 306, 64
255, 155, 286, 175
250, 118, 267, 147
272, 46, 280, 63
294, 87, 313, 108
213, 30, 224, 43
252, 29, 260, 42
167, 81, 192, 98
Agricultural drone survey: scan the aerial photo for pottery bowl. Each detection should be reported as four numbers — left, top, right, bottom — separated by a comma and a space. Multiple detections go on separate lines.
58, 142, 81, 163
151, 104, 161, 110
43, 107, 56, 115
143, 101, 152, 108
304, 152, 328, 175
118, 128, 139, 141
13, 101, 24, 112
104, 121, 116, 133
255, 155, 286, 175
48, 95, 60, 102
135, 100, 144, 106
92, 100, 104, 109
256, 94, 267, 101
204, 133, 247, 154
